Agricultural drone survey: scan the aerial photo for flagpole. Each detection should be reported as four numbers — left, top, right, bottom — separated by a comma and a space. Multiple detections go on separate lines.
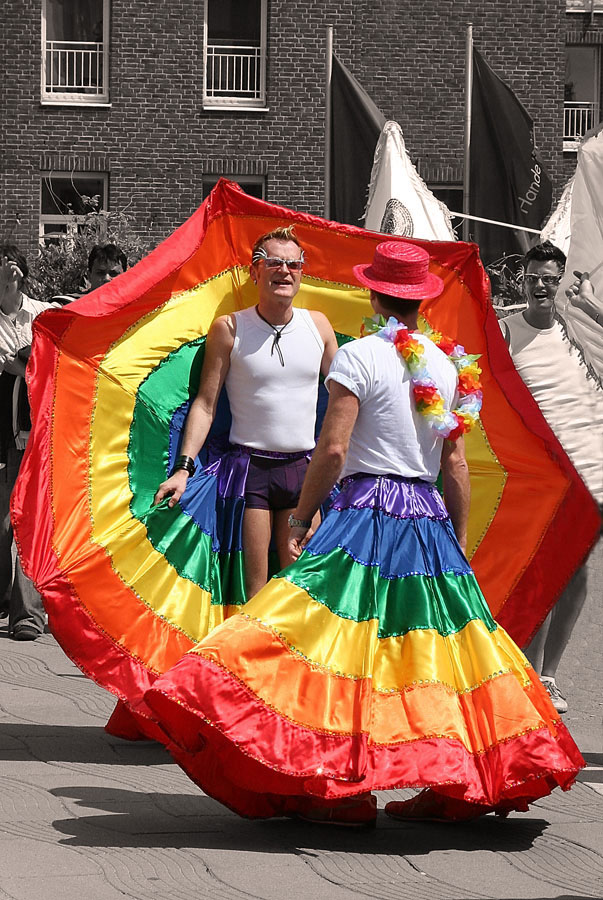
324, 26, 333, 218
463, 23, 473, 242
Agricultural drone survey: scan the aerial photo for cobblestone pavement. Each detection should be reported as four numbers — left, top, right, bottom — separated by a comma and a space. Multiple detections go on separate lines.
0, 542, 601, 900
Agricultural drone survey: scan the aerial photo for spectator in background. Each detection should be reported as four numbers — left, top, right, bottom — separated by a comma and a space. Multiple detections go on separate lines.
52, 243, 127, 304
0, 244, 56, 640
501, 242, 603, 713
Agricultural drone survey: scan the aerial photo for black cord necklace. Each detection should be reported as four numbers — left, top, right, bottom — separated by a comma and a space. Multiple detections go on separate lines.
255, 306, 293, 366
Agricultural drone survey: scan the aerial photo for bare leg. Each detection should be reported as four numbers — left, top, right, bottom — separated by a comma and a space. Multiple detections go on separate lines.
523, 611, 551, 675
541, 566, 588, 680
242, 506, 273, 599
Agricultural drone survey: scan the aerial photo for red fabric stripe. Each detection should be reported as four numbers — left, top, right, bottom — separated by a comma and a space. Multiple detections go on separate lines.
145, 655, 583, 816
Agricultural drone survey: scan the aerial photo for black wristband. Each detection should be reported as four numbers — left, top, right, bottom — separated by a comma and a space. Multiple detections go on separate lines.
171, 455, 195, 477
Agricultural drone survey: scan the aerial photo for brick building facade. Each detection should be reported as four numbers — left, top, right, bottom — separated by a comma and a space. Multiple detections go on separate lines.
1, 1, 601, 258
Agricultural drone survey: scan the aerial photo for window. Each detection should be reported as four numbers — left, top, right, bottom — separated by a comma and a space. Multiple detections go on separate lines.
41, 0, 109, 104
40, 173, 108, 243
429, 186, 464, 237
567, 1, 603, 11
203, 0, 267, 109
202, 176, 265, 201
564, 44, 601, 148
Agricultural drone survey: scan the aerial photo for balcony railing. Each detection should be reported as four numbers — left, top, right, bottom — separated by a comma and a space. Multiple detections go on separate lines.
44, 40, 106, 97
205, 43, 264, 105
564, 101, 599, 142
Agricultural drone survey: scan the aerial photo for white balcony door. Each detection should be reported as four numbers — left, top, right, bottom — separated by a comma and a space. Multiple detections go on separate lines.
42, 0, 109, 103
203, 0, 267, 108
564, 45, 601, 144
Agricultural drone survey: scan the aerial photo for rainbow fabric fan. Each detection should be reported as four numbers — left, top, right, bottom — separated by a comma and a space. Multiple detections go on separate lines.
12, 180, 600, 732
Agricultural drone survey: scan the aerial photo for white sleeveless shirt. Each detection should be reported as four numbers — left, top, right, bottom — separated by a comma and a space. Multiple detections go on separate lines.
504, 312, 603, 503
226, 306, 324, 452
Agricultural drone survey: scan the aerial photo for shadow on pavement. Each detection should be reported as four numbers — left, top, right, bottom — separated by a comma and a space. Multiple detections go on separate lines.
0, 723, 170, 765
50, 785, 548, 855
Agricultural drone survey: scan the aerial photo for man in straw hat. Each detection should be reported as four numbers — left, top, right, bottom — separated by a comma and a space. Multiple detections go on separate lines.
146, 239, 582, 828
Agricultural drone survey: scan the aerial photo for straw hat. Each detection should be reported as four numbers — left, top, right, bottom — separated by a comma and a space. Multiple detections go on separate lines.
353, 241, 443, 300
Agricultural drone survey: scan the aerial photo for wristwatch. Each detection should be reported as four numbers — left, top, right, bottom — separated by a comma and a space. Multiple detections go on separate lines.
288, 514, 312, 529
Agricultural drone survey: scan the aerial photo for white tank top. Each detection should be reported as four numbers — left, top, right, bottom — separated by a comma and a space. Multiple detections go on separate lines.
505, 312, 603, 503
226, 306, 324, 452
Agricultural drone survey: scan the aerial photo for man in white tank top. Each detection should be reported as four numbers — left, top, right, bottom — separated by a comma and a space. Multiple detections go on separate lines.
501, 242, 603, 714
154, 227, 338, 598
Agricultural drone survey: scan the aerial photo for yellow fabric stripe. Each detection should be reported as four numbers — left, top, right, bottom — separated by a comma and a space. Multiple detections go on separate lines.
240, 577, 531, 693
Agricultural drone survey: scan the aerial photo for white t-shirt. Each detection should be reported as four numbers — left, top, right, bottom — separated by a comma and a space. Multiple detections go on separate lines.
325, 332, 458, 482
0, 294, 54, 373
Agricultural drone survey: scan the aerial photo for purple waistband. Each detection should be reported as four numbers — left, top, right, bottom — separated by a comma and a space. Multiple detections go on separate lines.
333, 473, 448, 519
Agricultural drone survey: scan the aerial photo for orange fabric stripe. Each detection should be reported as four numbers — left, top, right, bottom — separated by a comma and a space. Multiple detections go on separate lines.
194, 617, 558, 753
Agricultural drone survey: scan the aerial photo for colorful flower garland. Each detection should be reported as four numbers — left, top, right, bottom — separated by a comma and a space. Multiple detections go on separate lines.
361, 315, 483, 441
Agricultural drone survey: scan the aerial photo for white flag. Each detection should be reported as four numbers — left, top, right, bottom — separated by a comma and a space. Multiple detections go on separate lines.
556, 129, 603, 386
364, 121, 456, 240
540, 176, 573, 256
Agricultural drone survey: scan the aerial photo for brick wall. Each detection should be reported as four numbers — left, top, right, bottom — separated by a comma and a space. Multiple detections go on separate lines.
0, 0, 569, 256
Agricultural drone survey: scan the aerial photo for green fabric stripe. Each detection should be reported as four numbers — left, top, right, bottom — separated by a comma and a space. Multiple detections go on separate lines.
281, 547, 497, 638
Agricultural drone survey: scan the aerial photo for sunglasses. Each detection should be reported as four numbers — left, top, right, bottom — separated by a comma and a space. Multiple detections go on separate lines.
251, 247, 305, 271
523, 273, 563, 287
261, 256, 303, 271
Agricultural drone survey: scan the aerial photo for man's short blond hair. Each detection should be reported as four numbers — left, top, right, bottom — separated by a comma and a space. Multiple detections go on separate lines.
251, 226, 302, 261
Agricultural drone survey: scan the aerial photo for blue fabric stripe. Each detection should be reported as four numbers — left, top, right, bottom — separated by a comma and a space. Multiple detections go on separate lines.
304, 506, 471, 579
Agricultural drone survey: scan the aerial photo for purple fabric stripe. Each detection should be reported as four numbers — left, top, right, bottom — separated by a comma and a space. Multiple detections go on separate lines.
206, 444, 251, 500
333, 473, 448, 519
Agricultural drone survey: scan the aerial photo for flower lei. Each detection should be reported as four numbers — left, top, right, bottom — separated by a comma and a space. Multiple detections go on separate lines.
360, 315, 483, 441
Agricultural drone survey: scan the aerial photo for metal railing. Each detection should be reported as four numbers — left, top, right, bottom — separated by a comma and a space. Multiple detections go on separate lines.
44, 40, 105, 95
205, 43, 263, 102
564, 101, 599, 141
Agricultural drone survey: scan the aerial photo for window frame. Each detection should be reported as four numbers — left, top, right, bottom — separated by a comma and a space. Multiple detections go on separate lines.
39, 172, 109, 244
202, 0, 267, 110
41, 0, 110, 105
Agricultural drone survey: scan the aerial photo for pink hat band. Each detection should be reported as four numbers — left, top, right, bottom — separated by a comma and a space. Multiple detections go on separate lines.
353, 240, 444, 300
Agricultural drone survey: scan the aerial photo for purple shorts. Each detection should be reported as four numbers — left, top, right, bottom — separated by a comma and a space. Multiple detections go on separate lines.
245, 453, 310, 511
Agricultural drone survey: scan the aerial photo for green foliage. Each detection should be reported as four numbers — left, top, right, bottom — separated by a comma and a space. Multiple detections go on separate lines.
27, 197, 154, 300
486, 254, 526, 315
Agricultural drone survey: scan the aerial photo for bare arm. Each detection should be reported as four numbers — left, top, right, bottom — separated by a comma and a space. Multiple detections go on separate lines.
440, 436, 470, 554
310, 310, 339, 376
153, 315, 234, 506
288, 380, 359, 559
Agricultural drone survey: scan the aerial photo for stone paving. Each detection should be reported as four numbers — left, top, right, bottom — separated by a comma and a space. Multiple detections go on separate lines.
0, 541, 601, 900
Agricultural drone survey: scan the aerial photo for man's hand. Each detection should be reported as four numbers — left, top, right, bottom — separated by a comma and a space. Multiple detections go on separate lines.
566, 271, 603, 325
153, 470, 190, 508
0, 257, 23, 297
287, 525, 314, 562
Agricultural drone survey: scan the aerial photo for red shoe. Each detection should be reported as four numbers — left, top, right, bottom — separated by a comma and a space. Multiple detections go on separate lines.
286, 793, 377, 829
385, 789, 494, 823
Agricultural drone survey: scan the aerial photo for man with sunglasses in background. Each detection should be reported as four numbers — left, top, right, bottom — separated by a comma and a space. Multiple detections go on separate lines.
154, 226, 338, 600
501, 241, 603, 714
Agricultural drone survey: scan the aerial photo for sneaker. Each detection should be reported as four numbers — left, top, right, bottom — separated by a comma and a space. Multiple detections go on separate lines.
286, 794, 377, 828
540, 678, 568, 714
